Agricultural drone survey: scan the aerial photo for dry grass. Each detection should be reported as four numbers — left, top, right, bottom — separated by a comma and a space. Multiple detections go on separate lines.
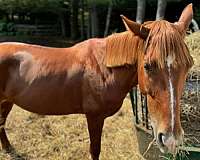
0, 98, 144, 160
185, 31, 200, 74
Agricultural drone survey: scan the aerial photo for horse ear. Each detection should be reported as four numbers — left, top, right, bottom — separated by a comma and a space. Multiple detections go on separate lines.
120, 15, 150, 39
176, 3, 193, 32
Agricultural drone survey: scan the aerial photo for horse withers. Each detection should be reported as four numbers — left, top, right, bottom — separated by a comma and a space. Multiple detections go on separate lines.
0, 4, 194, 160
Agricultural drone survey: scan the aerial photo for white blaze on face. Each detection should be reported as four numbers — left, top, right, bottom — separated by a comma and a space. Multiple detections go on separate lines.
166, 55, 176, 133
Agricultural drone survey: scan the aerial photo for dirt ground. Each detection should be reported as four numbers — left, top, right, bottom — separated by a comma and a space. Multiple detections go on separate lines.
0, 98, 144, 160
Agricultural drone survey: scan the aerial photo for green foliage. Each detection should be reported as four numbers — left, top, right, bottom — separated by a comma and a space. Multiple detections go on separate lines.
0, 21, 7, 32
0, 0, 69, 14
7, 22, 15, 32
0, 21, 15, 35
87, 0, 137, 6
87, 0, 110, 5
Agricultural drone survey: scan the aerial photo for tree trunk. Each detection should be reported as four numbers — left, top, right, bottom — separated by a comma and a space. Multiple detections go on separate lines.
5, 14, 9, 22
136, 0, 146, 24
71, 0, 80, 40
59, 13, 66, 37
87, 9, 91, 39
80, 0, 85, 40
11, 13, 14, 22
90, 0, 99, 38
191, 19, 199, 32
156, 0, 167, 20
104, 3, 112, 37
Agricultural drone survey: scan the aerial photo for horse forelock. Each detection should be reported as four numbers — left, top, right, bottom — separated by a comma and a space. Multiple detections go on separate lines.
144, 20, 194, 69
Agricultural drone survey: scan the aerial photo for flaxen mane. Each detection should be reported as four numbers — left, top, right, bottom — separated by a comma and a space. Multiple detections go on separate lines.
104, 31, 145, 67
104, 20, 193, 68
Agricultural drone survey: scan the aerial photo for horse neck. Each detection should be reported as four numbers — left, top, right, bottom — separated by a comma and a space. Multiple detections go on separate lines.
108, 65, 138, 98
86, 37, 138, 99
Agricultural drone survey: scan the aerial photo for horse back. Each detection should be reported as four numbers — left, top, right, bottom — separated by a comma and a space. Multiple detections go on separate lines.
0, 41, 114, 115
0, 42, 89, 114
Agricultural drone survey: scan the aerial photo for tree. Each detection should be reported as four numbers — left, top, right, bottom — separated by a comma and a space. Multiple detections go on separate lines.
89, 0, 99, 37
70, 0, 80, 40
87, 0, 115, 38
136, 0, 146, 24
80, 0, 85, 40
156, 0, 167, 20
104, 1, 112, 37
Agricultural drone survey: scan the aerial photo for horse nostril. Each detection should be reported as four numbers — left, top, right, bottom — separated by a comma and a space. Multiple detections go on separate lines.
158, 133, 165, 147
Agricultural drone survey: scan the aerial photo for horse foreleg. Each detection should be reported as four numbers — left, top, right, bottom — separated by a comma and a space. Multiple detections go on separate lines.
86, 115, 104, 160
0, 101, 13, 152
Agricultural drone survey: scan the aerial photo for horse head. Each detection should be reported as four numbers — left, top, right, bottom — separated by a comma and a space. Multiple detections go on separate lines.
121, 4, 194, 154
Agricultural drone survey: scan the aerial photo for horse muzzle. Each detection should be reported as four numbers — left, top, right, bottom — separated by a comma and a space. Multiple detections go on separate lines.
156, 130, 184, 154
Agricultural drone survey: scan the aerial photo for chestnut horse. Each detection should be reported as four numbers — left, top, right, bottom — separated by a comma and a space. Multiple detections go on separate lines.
0, 4, 193, 159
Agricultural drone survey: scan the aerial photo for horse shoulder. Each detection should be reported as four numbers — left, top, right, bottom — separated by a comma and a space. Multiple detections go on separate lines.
79, 39, 125, 115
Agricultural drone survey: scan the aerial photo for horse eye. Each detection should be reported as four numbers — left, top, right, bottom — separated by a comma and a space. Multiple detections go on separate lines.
144, 63, 152, 72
